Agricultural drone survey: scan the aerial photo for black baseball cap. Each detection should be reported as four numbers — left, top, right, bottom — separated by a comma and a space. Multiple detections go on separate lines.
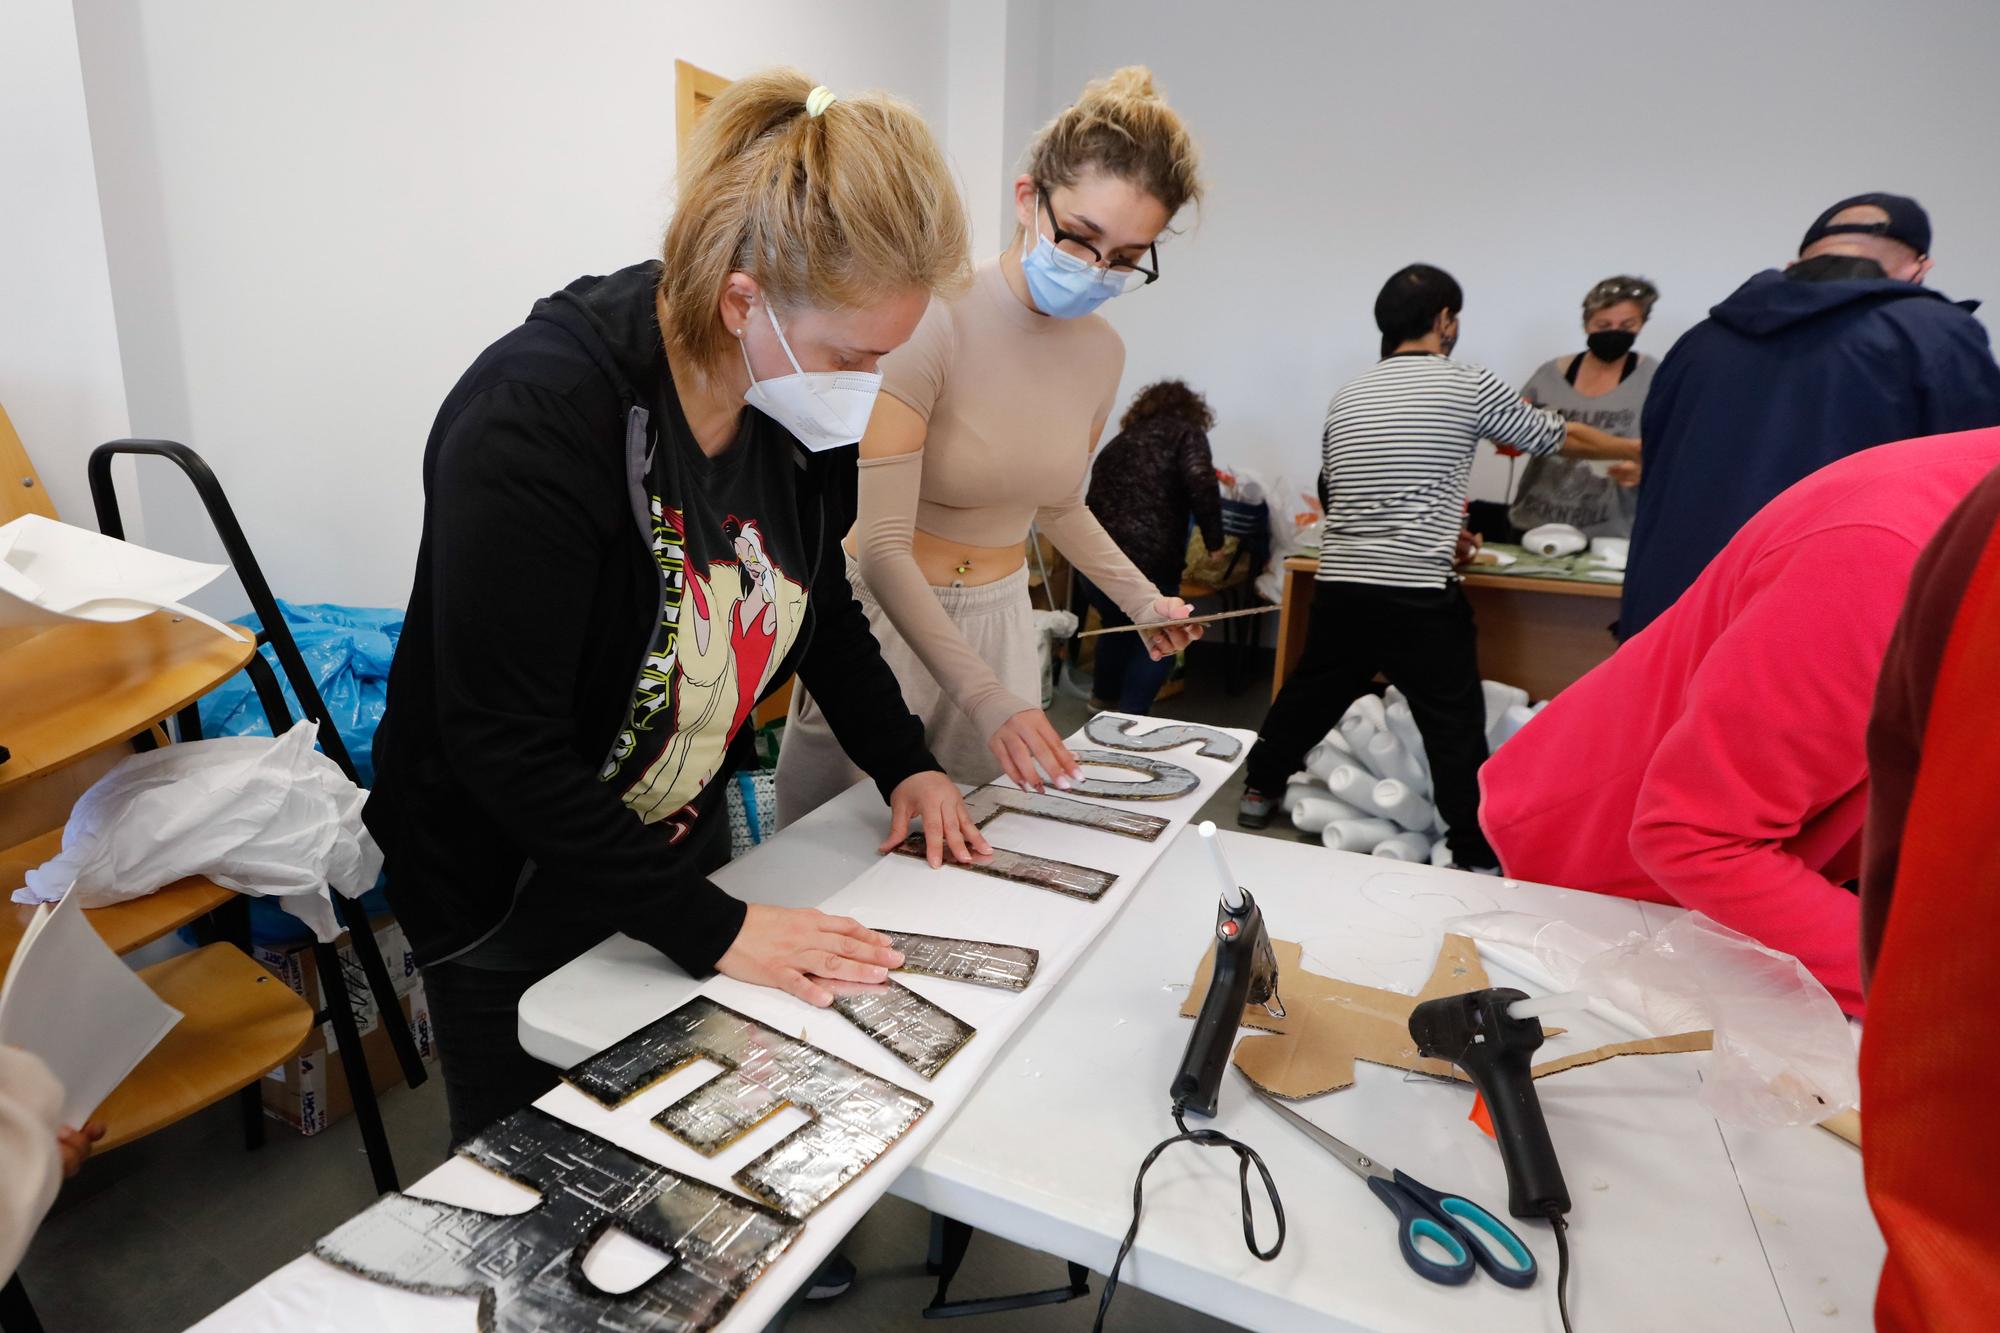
1799, 192, 1931, 257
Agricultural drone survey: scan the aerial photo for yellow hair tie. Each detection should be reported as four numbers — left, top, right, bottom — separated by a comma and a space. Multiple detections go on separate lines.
805, 85, 837, 118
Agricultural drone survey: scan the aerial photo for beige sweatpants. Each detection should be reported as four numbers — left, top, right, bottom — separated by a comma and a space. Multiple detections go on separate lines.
775, 554, 1040, 829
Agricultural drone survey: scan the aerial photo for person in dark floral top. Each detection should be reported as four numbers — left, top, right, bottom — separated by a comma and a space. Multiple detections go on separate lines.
1081, 379, 1225, 713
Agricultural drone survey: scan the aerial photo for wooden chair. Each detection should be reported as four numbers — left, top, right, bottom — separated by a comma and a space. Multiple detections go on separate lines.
0, 428, 422, 1330
0, 736, 316, 1153
0, 402, 58, 527
79, 438, 428, 1185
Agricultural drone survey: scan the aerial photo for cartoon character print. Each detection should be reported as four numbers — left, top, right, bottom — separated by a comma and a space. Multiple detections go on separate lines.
600, 501, 688, 780
617, 514, 804, 835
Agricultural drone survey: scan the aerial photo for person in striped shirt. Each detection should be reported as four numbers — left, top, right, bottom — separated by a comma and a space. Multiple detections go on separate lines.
1239, 264, 1637, 867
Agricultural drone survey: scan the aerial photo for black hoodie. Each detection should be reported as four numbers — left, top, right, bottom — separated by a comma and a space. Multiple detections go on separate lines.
365, 262, 939, 972
1623, 267, 2000, 636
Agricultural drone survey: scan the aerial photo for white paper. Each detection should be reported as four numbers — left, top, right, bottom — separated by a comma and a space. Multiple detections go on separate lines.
190, 715, 1252, 1333
0, 889, 183, 1126
0, 513, 230, 630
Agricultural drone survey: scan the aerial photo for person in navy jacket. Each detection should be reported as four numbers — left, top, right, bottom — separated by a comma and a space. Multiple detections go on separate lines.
1622, 192, 2000, 637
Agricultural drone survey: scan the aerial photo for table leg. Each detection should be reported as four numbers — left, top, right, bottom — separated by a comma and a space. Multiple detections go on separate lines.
1271, 564, 1314, 703
921, 1213, 1091, 1319
1461, 583, 1618, 701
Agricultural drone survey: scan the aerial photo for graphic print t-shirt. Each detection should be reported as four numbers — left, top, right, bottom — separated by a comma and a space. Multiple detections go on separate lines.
1508, 353, 1656, 538
599, 412, 810, 841
457, 393, 814, 973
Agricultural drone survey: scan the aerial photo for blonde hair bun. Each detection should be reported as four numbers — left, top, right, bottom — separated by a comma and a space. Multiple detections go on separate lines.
659, 67, 970, 372
1025, 66, 1202, 219
1092, 65, 1159, 101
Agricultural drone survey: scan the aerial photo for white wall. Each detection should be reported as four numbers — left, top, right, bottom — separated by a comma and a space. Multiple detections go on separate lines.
51, 0, 2000, 615
73, 0, 952, 610
1, 0, 134, 531
947, 0, 1011, 258
1041, 0, 2000, 507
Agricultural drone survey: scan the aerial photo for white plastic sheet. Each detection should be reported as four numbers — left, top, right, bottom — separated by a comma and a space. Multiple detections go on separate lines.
1446, 909, 1859, 1126
15, 720, 380, 942
0, 513, 242, 637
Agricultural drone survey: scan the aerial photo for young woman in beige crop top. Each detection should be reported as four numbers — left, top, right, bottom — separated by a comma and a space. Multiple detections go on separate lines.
776, 67, 1208, 821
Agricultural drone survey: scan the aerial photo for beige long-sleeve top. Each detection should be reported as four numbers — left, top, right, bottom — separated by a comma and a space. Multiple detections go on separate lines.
857, 259, 1163, 739
0, 1046, 63, 1282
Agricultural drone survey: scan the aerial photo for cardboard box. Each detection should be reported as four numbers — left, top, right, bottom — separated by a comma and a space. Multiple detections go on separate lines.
253, 914, 420, 1053
263, 983, 438, 1136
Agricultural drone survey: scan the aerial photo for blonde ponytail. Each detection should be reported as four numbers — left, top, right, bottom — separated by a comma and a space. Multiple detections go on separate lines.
660, 68, 970, 374
1023, 66, 1204, 219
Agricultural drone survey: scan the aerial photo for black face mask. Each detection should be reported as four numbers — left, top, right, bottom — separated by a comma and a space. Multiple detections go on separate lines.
1586, 329, 1637, 362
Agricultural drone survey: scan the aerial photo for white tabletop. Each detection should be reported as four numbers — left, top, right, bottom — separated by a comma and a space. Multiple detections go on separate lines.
518, 785, 1882, 1332
196, 746, 1253, 1333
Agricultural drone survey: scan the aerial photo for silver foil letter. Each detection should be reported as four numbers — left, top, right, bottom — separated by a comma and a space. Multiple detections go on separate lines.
1084, 713, 1243, 761
826, 979, 975, 1079
882, 930, 1039, 991
565, 996, 932, 1219
314, 1106, 802, 1333
1064, 749, 1201, 800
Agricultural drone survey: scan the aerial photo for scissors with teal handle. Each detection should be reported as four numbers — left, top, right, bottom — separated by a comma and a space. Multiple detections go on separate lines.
1243, 1075, 1538, 1288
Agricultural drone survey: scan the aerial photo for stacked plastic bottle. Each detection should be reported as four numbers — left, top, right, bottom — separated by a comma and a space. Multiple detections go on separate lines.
1281, 681, 1546, 865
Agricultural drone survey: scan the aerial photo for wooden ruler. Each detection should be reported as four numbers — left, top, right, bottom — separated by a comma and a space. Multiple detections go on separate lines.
1077, 604, 1281, 638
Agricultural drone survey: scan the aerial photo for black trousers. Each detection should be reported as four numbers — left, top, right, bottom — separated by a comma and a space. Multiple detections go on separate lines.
423, 808, 735, 1148
1246, 579, 1498, 868
424, 959, 563, 1148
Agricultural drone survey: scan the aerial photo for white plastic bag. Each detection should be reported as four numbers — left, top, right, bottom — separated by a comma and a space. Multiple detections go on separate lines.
16, 720, 380, 943
1031, 608, 1080, 709
1252, 471, 1324, 604
1447, 910, 1858, 1126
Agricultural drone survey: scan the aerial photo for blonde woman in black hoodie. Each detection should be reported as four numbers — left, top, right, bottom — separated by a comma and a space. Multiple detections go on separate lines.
367, 71, 989, 1143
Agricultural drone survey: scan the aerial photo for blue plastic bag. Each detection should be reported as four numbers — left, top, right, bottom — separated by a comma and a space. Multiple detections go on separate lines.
195, 600, 402, 944
198, 600, 402, 788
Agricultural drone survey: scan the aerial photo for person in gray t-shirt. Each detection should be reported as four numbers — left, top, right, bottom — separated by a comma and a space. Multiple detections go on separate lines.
1508, 275, 1659, 538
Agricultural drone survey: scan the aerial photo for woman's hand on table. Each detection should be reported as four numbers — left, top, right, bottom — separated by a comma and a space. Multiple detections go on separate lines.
988, 710, 1082, 793
1140, 596, 1202, 660
881, 771, 994, 867
715, 904, 905, 1007
1454, 528, 1484, 565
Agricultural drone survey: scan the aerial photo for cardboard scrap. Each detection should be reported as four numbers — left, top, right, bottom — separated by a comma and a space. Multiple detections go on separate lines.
1527, 1030, 1714, 1077
1179, 933, 1712, 1099
1817, 1108, 1862, 1149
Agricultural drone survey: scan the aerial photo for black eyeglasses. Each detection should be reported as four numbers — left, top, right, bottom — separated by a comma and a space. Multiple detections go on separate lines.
1038, 187, 1160, 293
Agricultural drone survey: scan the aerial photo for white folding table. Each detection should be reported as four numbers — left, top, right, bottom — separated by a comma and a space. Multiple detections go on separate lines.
514, 783, 1882, 1332
192, 778, 1880, 1331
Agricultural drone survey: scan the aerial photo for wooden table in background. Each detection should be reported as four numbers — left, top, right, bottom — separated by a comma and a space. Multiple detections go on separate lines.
1272, 555, 1621, 703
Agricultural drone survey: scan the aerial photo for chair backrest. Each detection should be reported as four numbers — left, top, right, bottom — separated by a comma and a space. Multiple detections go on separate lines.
0, 402, 60, 525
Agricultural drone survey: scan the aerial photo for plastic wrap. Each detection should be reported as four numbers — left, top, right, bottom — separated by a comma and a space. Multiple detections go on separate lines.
1446, 910, 1858, 1126
17, 720, 377, 942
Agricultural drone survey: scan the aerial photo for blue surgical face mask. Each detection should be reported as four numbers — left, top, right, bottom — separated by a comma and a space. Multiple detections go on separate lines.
1019, 216, 1130, 320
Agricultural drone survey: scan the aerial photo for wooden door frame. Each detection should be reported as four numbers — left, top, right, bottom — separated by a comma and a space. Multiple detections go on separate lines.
675, 60, 732, 158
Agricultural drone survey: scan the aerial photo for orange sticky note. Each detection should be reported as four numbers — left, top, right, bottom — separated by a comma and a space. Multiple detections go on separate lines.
1469, 1091, 1496, 1139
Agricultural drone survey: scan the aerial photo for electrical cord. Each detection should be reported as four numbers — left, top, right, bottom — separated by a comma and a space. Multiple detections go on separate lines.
1092, 1108, 1285, 1332
1547, 1207, 1573, 1333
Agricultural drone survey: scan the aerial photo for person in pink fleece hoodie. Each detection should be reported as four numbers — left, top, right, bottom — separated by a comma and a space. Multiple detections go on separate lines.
1480, 427, 2000, 1015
